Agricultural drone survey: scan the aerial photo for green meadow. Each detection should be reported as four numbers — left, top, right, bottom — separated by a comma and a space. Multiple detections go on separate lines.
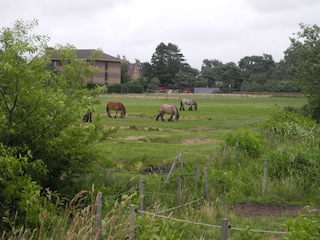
93, 93, 307, 171
74, 93, 314, 239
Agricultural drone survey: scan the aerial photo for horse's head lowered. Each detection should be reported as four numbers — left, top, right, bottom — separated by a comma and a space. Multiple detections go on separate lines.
174, 106, 179, 121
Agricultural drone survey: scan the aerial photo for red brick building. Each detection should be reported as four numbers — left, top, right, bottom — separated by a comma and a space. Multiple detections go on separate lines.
50, 49, 121, 85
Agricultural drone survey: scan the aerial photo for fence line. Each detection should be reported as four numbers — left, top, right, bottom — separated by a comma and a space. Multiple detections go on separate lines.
135, 208, 290, 239
96, 191, 289, 240
95, 151, 290, 239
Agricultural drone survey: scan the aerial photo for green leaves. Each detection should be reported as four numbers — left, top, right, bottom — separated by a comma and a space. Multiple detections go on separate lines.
224, 128, 264, 158
286, 24, 320, 122
0, 19, 111, 230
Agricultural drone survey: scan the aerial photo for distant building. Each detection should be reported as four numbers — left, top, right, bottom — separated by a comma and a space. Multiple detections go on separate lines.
194, 87, 222, 94
128, 61, 142, 81
49, 49, 121, 86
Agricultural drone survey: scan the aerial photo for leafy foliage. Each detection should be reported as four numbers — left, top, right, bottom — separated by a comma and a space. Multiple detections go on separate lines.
0, 19, 109, 230
261, 110, 317, 142
224, 128, 264, 158
0, 144, 46, 230
265, 146, 320, 190
283, 207, 320, 240
285, 23, 320, 122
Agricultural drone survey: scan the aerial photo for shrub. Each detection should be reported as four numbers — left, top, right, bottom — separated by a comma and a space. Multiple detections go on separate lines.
261, 111, 317, 142
224, 128, 264, 158
265, 146, 320, 190
107, 84, 144, 93
283, 206, 320, 239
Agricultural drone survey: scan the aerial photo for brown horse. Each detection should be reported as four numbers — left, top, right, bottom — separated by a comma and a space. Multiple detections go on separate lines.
83, 112, 92, 122
156, 104, 179, 122
106, 101, 126, 118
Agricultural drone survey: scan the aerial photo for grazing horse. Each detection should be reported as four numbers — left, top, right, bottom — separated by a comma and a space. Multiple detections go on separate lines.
106, 101, 126, 118
180, 99, 198, 111
83, 112, 92, 122
156, 104, 179, 122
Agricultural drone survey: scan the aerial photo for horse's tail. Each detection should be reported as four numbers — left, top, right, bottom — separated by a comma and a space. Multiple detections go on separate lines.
180, 99, 183, 107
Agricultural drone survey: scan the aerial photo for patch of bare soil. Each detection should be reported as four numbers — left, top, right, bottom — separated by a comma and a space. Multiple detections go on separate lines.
182, 138, 215, 144
234, 202, 320, 217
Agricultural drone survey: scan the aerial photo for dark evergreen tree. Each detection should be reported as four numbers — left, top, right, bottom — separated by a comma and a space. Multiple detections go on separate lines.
150, 42, 186, 87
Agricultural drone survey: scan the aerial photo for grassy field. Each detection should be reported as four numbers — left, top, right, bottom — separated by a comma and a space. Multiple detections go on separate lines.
92, 93, 307, 171
80, 93, 311, 239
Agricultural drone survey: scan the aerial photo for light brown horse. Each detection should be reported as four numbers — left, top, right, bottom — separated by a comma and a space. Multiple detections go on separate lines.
106, 101, 126, 118
156, 104, 179, 122
180, 99, 198, 111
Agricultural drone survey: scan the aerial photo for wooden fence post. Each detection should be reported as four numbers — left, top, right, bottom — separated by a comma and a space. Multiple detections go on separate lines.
203, 167, 208, 201
177, 174, 182, 209
165, 155, 179, 184
130, 204, 135, 240
179, 151, 184, 170
95, 191, 102, 239
221, 218, 229, 240
139, 177, 144, 214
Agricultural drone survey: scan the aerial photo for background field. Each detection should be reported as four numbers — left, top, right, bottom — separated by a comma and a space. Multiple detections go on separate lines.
80, 93, 312, 239
92, 93, 307, 171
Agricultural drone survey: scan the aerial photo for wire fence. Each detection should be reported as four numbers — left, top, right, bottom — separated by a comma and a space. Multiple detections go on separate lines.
94, 151, 290, 239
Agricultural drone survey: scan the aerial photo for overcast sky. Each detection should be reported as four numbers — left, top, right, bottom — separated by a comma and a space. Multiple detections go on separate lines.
1, 0, 319, 70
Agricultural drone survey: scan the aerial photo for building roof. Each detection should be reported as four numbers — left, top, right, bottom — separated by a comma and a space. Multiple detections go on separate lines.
49, 48, 120, 62
76, 49, 120, 62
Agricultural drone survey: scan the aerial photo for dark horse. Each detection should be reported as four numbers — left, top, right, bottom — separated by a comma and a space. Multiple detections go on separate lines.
106, 101, 126, 118
156, 104, 179, 122
180, 99, 198, 111
83, 112, 92, 122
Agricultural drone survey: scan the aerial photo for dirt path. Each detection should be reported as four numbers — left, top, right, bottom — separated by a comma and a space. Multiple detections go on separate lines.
234, 202, 320, 217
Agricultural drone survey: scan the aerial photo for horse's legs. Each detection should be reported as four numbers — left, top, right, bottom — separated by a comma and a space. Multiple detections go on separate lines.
114, 110, 118, 118
160, 112, 165, 121
156, 112, 161, 121
180, 104, 185, 111
188, 105, 193, 111
107, 110, 111, 118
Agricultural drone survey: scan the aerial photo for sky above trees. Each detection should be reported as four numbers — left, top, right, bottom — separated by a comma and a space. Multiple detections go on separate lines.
1, 0, 319, 70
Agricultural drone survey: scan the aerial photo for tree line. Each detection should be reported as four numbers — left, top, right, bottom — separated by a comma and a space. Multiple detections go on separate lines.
128, 24, 316, 95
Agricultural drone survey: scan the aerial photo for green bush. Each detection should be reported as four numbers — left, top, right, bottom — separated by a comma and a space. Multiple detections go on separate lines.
283, 207, 320, 240
266, 146, 320, 190
86, 82, 106, 90
107, 83, 144, 93
224, 128, 264, 158
261, 111, 317, 142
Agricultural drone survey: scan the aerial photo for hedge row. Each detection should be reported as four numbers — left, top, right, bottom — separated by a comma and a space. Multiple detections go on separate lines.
87, 83, 144, 93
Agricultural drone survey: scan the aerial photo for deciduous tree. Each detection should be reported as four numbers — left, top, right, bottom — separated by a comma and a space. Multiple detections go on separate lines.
0, 19, 108, 228
285, 23, 320, 121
